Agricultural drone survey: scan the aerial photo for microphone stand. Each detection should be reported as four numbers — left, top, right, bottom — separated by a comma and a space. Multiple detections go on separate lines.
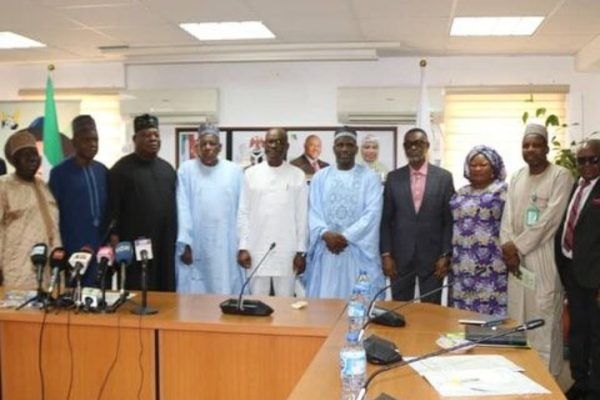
356, 319, 545, 400
98, 262, 109, 312
131, 252, 157, 315
220, 243, 276, 316
366, 267, 488, 329
17, 262, 51, 311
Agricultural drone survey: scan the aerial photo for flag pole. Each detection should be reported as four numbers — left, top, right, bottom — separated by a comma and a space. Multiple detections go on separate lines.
43, 64, 63, 169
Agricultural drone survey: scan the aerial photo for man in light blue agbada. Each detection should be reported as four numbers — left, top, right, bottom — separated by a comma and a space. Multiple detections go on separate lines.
176, 123, 244, 294
305, 127, 385, 299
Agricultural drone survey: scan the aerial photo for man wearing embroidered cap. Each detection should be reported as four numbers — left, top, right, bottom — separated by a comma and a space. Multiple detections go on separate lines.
0, 129, 61, 288
176, 123, 244, 294
500, 122, 573, 377
304, 127, 385, 299
49, 115, 108, 286
109, 114, 177, 291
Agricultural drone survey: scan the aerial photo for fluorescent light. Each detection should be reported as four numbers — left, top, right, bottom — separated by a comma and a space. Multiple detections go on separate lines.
0, 32, 45, 49
451, 17, 544, 36
180, 21, 275, 41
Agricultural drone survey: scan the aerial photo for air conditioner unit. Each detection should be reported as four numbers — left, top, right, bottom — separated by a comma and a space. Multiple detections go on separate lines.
337, 87, 443, 125
120, 89, 218, 124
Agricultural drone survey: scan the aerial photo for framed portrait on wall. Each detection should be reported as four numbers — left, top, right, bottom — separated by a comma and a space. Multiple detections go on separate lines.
175, 127, 228, 167
178, 126, 397, 178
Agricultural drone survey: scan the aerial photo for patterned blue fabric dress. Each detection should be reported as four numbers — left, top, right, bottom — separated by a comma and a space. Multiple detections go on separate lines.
449, 179, 508, 316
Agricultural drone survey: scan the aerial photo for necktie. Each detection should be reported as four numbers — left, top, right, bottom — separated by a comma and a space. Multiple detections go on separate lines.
311, 160, 319, 172
563, 180, 591, 251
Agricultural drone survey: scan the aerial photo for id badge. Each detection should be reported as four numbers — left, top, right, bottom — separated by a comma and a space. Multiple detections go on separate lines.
525, 205, 539, 226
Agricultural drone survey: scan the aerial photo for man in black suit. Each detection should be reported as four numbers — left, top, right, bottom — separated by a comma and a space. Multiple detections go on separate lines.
380, 128, 454, 303
290, 135, 329, 179
556, 139, 600, 400
0, 157, 6, 175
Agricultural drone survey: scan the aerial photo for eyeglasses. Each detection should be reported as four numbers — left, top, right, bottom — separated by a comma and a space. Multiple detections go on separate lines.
403, 140, 428, 148
576, 156, 600, 165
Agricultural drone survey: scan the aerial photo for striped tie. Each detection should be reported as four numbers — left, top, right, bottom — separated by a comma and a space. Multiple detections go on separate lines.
563, 180, 591, 251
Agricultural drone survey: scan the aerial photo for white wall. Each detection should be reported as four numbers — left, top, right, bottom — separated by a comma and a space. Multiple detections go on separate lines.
2, 56, 600, 169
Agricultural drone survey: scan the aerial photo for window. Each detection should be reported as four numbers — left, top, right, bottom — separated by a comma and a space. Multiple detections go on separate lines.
443, 87, 567, 187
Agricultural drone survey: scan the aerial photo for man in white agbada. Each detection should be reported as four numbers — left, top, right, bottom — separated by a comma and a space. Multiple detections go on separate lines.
304, 127, 385, 299
238, 128, 308, 296
500, 123, 573, 376
176, 123, 244, 294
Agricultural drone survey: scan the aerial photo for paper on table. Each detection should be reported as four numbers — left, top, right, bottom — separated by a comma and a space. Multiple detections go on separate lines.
406, 355, 523, 376
421, 367, 550, 397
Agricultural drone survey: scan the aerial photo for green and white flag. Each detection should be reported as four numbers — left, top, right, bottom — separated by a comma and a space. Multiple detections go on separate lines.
43, 74, 63, 166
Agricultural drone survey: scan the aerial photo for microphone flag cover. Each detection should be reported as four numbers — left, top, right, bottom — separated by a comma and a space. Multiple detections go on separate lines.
115, 242, 134, 264
68, 248, 93, 274
96, 246, 115, 265
134, 238, 153, 261
49, 247, 68, 269
30, 243, 48, 264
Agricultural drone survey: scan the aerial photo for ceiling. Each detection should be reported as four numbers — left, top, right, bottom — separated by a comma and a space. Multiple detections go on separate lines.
3, 0, 600, 70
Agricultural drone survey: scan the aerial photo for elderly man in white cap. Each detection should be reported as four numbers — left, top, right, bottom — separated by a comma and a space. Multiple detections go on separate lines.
500, 123, 573, 377
0, 129, 61, 289
176, 123, 245, 295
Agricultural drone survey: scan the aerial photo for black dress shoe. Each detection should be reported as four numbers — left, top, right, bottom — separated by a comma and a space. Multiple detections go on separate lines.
566, 385, 587, 400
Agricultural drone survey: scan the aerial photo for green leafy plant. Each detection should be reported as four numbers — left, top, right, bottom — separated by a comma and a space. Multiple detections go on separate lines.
522, 107, 579, 178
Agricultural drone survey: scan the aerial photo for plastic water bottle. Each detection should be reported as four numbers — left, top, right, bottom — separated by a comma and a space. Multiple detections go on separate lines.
347, 288, 366, 336
355, 270, 372, 302
340, 331, 367, 399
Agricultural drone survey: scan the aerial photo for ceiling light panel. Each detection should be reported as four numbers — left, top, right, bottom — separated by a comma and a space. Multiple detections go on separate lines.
451, 17, 544, 36
0, 32, 45, 49
180, 21, 275, 41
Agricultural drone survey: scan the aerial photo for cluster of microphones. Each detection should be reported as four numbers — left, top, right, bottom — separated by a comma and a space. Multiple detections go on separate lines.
18, 239, 153, 314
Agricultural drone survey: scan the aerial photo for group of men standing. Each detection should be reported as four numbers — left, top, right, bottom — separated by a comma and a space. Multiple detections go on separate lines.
0, 114, 176, 292
0, 113, 599, 398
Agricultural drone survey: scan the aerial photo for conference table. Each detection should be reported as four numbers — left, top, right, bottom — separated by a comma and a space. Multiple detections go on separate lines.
0, 291, 565, 399
289, 301, 566, 400
0, 291, 345, 400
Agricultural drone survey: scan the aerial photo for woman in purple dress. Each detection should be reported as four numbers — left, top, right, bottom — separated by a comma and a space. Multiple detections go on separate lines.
449, 145, 508, 316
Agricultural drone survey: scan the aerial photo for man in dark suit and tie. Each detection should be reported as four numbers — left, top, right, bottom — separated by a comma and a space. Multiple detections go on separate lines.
555, 139, 600, 400
380, 128, 454, 303
290, 135, 329, 179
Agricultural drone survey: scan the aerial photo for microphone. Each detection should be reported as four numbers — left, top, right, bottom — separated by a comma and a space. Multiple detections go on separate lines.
95, 246, 114, 311
95, 246, 114, 287
356, 318, 546, 400
47, 247, 68, 295
69, 247, 93, 278
15, 244, 50, 310
108, 241, 134, 312
366, 266, 488, 329
131, 238, 158, 316
220, 242, 276, 316
114, 241, 134, 295
30, 243, 48, 288
68, 246, 93, 308
360, 267, 488, 365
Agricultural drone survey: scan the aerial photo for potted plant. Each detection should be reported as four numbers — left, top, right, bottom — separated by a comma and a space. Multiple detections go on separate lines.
522, 107, 579, 178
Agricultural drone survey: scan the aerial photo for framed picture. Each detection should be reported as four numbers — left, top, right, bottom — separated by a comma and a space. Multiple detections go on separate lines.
228, 126, 396, 169
175, 127, 228, 167
177, 126, 397, 178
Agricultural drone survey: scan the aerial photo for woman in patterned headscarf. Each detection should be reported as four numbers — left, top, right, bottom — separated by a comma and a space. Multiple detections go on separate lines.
449, 145, 508, 316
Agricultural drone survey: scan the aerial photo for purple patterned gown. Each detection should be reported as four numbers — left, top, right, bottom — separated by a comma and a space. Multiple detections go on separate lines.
449, 180, 508, 316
